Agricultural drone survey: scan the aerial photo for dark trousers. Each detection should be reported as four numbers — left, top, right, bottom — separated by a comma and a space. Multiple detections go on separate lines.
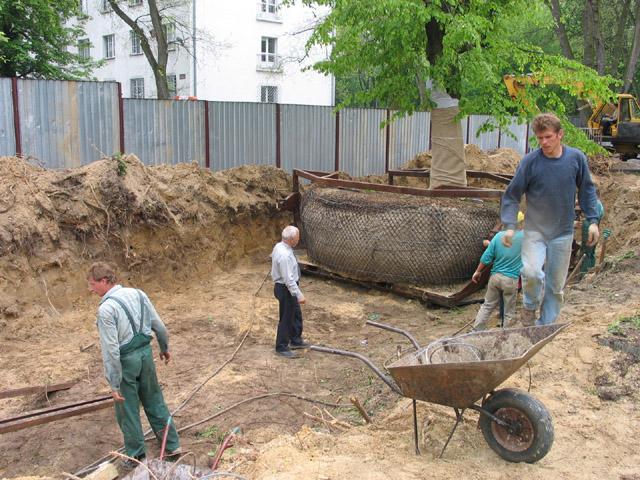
274, 283, 303, 351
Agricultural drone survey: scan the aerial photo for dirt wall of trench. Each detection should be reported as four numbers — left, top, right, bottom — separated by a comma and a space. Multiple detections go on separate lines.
0, 155, 292, 323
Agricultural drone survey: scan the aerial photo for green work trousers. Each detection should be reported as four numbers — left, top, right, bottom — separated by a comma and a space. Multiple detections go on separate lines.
115, 344, 179, 458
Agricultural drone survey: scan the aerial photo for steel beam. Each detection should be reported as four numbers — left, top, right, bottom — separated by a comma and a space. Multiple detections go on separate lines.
0, 396, 113, 434
0, 381, 77, 400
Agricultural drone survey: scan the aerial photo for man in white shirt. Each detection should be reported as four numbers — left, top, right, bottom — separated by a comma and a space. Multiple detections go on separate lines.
271, 225, 309, 358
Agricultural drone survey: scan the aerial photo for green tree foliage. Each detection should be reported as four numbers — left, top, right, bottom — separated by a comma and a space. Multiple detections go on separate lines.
0, 0, 96, 78
299, 0, 615, 153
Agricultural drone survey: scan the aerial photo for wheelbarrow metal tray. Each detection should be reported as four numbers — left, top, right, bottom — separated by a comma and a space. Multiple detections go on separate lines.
387, 324, 569, 409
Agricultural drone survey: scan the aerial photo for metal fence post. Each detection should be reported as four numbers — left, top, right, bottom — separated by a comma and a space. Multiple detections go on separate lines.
275, 102, 281, 168
384, 109, 391, 173
204, 101, 210, 169
117, 82, 125, 154
334, 110, 340, 171
11, 78, 22, 157
428, 113, 432, 151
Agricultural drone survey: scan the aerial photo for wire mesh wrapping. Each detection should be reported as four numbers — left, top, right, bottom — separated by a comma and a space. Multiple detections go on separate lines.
300, 187, 499, 286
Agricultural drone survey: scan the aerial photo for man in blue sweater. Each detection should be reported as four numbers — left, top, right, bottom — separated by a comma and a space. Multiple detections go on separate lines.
501, 113, 600, 325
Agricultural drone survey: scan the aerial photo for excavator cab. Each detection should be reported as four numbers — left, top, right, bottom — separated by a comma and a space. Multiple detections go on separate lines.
610, 95, 640, 159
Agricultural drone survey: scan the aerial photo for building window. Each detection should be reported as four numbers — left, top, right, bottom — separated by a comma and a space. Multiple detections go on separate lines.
257, 0, 281, 21
261, 0, 278, 13
167, 74, 177, 96
103, 34, 115, 59
260, 85, 278, 103
78, 39, 91, 60
130, 78, 145, 98
130, 31, 142, 55
101, 0, 112, 13
129, 0, 143, 5
260, 37, 277, 64
164, 22, 177, 51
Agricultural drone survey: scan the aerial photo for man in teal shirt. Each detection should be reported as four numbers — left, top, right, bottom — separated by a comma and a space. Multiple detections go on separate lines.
471, 212, 525, 330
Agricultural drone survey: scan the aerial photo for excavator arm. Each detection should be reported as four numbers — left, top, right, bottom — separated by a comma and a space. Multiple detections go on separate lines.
503, 73, 640, 159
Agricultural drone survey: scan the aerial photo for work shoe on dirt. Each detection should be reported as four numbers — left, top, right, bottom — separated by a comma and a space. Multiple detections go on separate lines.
164, 448, 182, 461
290, 341, 311, 349
519, 309, 537, 327
276, 349, 299, 359
121, 455, 146, 470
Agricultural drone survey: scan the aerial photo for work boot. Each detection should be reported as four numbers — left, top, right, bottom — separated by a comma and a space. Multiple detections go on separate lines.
164, 447, 182, 462
290, 340, 311, 349
276, 349, 299, 359
519, 309, 537, 327
120, 455, 146, 470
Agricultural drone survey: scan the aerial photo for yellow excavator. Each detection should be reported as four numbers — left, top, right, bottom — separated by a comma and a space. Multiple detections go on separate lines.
504, 74, 640, 160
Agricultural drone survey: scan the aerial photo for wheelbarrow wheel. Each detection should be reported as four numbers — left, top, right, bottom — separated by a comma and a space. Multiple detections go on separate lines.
479, 388, 554, 463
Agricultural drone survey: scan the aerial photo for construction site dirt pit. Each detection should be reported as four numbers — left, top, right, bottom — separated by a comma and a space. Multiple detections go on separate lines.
1, 151, 640, 479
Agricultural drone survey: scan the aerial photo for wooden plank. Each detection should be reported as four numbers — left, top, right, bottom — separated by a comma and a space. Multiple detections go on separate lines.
0, 381, 77, 400
294, 169, 503, 198
0, 396, 113, 434
298, 258, 486, 308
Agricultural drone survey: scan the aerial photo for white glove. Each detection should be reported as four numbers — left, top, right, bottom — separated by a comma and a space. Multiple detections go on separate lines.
587, 223, 599, 247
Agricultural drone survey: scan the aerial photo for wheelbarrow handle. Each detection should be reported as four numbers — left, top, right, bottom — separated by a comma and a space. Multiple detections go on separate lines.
365, 320, 422, 351
309, 345, 403, 395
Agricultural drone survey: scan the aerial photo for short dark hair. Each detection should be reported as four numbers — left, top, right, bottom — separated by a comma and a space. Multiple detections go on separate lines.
532, 113, 562, 134
87, 262, 117, 283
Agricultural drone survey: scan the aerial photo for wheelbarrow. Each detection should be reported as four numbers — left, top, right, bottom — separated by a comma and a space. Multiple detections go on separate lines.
310, 321, 569, 463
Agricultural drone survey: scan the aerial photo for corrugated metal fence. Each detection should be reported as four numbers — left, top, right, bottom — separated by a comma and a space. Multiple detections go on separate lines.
0, 78, 530, 174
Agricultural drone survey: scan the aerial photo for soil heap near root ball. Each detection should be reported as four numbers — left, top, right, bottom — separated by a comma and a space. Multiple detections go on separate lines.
0, 155, 292, 321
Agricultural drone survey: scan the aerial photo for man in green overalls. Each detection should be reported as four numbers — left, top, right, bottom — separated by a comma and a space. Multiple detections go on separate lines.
580, 198, 605, 273
87, 262, 180, 466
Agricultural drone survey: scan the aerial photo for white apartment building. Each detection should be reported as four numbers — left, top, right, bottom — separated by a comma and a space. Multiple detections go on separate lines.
77, 0, 334, 105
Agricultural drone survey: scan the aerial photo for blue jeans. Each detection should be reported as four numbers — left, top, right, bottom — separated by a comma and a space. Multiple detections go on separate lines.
521, 230, 573, 325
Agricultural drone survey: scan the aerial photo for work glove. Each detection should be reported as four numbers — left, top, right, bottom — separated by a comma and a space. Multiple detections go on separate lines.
587, 223, 599, 247
501, 229, 515, 247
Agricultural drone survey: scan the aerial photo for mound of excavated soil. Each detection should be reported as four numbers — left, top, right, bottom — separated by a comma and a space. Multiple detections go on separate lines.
402, 145, 521, 174
0, 155, 291, 321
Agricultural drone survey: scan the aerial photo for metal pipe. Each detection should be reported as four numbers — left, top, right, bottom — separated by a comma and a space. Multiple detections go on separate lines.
192, 0, 197, 97
308, 345, 402, 395
159, 416, 172, 460
365, 320, 421, 350
412, 400, 420, 455
11, 77, 22, 156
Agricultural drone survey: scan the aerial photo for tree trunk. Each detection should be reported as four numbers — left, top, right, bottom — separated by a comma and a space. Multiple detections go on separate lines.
592, 0, 606, 74
108, 0, 170, 99
623, 0, 640, 92
583, 0, 595, 69
583, 0, 606, 73
609, 0, 632, 76
547, 0, 574, 60
148, 0, 170, 99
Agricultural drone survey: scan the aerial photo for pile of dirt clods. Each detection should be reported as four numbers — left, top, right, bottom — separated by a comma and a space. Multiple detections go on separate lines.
0, 155, 291, 320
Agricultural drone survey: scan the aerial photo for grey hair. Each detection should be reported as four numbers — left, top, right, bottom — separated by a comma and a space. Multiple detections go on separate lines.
282, 225, 299, 241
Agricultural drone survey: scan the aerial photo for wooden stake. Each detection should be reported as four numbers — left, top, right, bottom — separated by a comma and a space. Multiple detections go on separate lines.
349, 396, 372, 424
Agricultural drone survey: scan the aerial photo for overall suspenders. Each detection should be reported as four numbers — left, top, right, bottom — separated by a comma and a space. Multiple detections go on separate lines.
106, 290, 152, 355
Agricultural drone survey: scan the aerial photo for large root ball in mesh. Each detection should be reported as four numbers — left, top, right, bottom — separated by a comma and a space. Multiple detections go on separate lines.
300, 187, 499, 286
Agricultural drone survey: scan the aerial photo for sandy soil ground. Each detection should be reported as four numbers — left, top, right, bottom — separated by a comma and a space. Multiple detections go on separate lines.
1, 151, 639, 480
